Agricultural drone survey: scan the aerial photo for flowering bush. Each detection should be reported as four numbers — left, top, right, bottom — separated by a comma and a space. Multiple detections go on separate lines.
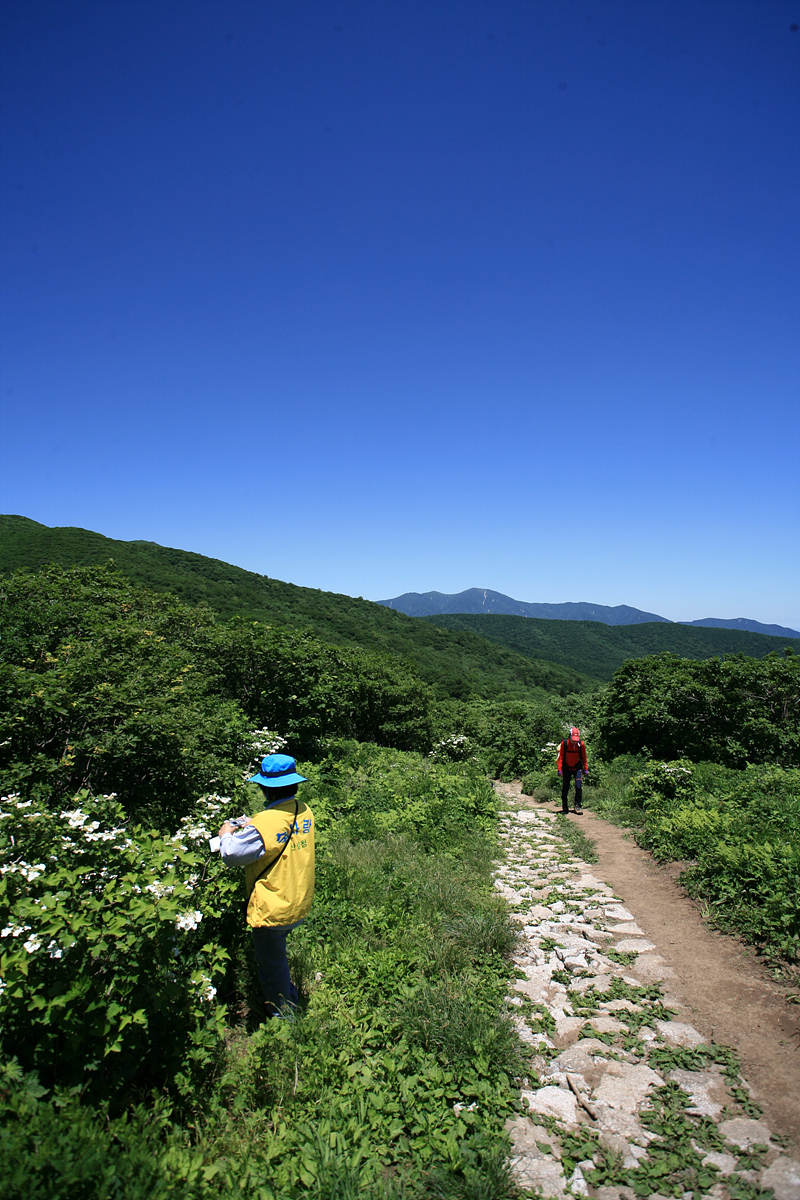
0, 788, 244, 1104
427, 734, 475, 763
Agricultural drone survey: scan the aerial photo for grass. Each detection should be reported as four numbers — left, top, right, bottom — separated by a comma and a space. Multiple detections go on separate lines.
1, 744, 528, 1199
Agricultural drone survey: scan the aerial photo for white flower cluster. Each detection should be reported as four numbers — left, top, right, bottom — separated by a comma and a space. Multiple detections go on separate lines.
659, 764, 692, 776
250, 728, 287, 757
428, 734, 474, 762
0, 861, 46, 881
56, 808, 127, 844
1, 923, 30, 940
196, 973, 217, 1002
145, 880, 175, 898
175, 819, 212, 844
193, 794, 232, 826
175, 909, 203, 932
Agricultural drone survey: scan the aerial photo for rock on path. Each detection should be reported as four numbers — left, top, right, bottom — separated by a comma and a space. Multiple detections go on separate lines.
493, 782, 800, 1200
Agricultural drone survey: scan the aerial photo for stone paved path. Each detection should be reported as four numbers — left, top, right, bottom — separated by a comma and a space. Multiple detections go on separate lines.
493, 782, 800, 1200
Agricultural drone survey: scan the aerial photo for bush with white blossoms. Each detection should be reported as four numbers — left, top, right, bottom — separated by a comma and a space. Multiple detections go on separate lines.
246, 728, 288, 775
428, 734, 475, 764
0, 788, 244, 1102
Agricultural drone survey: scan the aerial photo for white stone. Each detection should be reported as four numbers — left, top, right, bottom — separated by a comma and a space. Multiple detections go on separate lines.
568, 1166, 590, 1196
511, 1157, 569, 1199
563, 954, 589, 970
586, 1015, 625, 1034
609, 922, 645, 935
654, 1019, 705, 1048
613, 937, 656, 953
513, 1016, 541, 1045
604, 905, 635, 921
593, 1062, 664, 1112
592, 1105, 655, 1143
552, 1044, 600, 1075
718, 1117, 775, 1149
668, 1069, 728, 1118
632, 954, 676, 982
523, 1085, 578, 1124
699, 1149, 737, 1175
512, 967, 554, 1004
528, 904, 553, 921
760, 1157, 800, 1200
554, 1014, 584, 1039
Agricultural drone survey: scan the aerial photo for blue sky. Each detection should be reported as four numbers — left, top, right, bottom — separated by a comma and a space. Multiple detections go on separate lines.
2, 0, 799, 626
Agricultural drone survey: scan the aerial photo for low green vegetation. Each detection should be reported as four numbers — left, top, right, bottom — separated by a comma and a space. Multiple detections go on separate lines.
1, 742, 525, 1198
587, 757, 800, 963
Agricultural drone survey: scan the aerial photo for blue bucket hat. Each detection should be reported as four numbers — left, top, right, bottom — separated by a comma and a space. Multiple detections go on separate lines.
247, 753, 308, 789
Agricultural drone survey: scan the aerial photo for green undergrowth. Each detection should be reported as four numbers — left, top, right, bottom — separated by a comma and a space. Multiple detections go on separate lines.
588, 756, 800, 964
1, 743, 526, 1198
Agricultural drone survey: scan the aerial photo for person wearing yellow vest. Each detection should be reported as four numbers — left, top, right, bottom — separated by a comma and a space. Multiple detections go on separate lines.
218, 754, 315, 1018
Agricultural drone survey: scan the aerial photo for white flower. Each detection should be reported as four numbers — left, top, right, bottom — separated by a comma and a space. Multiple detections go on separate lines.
2, 924, 27, 938
145, 881, 174, 898
62, 809, 84, 825
23, 935, 42, 954
175, 909, 203, 932
47, 941, 64, 959
16, 800, 33, 809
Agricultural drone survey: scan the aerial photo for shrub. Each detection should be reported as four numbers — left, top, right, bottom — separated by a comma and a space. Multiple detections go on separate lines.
594, 651, 800, 767
0, 789, 239, 1103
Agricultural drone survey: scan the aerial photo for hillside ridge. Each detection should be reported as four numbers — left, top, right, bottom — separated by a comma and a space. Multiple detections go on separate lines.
3, 516, 795, 688
0, 515, 598, 701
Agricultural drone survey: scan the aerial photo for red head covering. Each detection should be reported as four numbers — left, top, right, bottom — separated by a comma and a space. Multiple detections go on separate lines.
570, 727, 580, 742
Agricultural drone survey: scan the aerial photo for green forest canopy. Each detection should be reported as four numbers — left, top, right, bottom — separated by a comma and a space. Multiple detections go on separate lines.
424, 612, 798, 682
0, 516, 597, 700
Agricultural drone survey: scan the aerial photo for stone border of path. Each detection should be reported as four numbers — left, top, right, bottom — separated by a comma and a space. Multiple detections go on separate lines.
492, 782, 800, 1200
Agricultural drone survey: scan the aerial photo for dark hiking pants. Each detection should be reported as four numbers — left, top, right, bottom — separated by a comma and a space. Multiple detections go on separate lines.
561, 767, 582, 812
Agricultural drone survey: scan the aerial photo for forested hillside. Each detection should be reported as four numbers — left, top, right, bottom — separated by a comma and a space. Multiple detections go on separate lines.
0, 516, 599, 700
425, 612, 797, 681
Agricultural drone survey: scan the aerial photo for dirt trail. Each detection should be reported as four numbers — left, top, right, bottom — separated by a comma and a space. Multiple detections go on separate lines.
493, 780, 800, 1200
577, 799, 800, 1150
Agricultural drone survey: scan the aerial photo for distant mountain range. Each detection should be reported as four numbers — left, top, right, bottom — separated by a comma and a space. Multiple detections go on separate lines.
378, 588, 800, 639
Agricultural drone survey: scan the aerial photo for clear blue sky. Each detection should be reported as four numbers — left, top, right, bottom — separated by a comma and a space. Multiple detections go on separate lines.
2, 0, 798, 626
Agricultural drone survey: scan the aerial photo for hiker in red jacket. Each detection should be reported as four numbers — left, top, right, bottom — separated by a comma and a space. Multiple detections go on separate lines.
557, 727, 588, 815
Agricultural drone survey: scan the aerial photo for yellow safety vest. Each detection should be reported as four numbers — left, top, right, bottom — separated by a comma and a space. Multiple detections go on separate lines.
245, 799, 315, 928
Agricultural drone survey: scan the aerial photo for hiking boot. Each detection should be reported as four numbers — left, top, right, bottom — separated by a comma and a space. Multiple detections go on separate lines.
574, 803, 583, 815
559, 806, 569, 814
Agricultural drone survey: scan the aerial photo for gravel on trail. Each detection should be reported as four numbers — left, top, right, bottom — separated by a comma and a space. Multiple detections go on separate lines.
492, 781, 800, 1200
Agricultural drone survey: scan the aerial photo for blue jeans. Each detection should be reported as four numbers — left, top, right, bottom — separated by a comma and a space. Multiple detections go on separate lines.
252, 924, 301, 1016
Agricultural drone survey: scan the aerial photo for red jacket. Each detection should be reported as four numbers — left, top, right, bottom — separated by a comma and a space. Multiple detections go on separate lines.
557, 738, 588, 772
